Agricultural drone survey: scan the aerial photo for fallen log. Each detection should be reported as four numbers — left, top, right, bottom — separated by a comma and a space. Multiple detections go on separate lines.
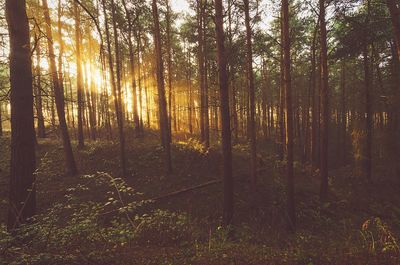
150, 179, 222, 201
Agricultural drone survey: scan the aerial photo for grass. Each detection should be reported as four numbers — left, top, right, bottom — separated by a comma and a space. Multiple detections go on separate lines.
0, 130, 399, 264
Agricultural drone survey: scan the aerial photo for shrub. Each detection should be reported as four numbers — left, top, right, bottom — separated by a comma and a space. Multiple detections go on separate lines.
0, 172, 193, 265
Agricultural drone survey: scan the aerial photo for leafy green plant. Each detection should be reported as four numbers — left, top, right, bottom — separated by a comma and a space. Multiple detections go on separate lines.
360, 217, 399, 255
0, 172, 194, 264
176, 138, 209, 155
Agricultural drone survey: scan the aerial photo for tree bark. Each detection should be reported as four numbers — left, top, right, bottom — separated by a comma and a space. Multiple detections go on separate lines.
244, 0, 257, 193
111, 0, 127, 175
0, 101, 2, 137
319, 0, 329, 201
311, 26, 318, 167
42, 0, 77, 175
121, 0, 140, 135
386, 0, 400, 178
282, 0, 296, 231
34, 33, 45, 138
152, 0, 172, 173
198, 0, 206, 144
74, 2, 85, 148
6, 0, 36, 230
340, 59, 347, 166
166, 0, 175, 137
102, 0, 127, 176
214, 0, 233, 227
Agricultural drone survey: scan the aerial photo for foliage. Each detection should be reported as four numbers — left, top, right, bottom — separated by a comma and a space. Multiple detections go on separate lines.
176, 138, 209, 155
360, 217, 399, 255
0, 172, 193, 265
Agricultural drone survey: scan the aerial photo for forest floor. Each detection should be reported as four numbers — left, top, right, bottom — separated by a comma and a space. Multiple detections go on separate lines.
1, 130, 400, 264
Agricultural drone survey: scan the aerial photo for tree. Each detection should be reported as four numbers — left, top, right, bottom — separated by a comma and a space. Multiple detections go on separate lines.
42, 0, 77, 175
0, 100, 2, 137
101, 0, 127, 176
197, 0, 209, 147
111, 0, 127, 176
74, 1, 85, 149
363, 0, 372, 181
282, 0, 295, 231
6, 0, 36, 230
243, 0, 257, 193
165, 0, 174, 136
214, 0, 234, 226
33, 32, 45, 138
319, 0, 329, 201
152, 0, 172, 173
121, 0, 141, 135
386, 0, 400, 178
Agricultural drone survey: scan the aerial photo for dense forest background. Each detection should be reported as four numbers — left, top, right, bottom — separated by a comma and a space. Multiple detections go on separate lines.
1, 0, 400, 264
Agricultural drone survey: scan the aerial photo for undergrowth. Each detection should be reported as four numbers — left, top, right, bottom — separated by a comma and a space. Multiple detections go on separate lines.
0, 173, 194, 265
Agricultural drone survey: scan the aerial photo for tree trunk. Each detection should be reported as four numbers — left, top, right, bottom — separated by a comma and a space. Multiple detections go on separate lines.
0, 101, 2, 137
152, 0, 172, 173
340, 59, 347, 166
262, 60, 268, 140
74, 2, 85, 148
244, 0, 257, 193
386, 0, 400, 178
279, 19, 285, 161
42, 0, 77, 175
363, 46, 372, 180
111, 0, 127, 175
319, 0, 329, 201
198, 0, 206, 144
34, 33, 45, 138
282, 0, 296, 231
87, 35, 97, 140
166, 0, 174, 137
121, 0, 140, 135
136, 28, 145, 133
214, 0, 233, 227
102, 0, 127, 176
311, 25, 318, 168
204, 29, 210, 147
6, 0, 36, 230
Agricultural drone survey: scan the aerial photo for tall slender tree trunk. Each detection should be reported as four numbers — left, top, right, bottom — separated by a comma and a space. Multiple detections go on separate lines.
136, 28, 145, 133
198, 0, 206, 144
363, 0, 373, 181
244, 0, 257, 193
282, 0, 295, 231
121, 0, 140, 135
319, 0, 329, 201
42, 0, 77, 175
152, 0, 172, 173
166, 0, 174, 137
87, 36, 97, 140
111, 0, 127, 175
279, 17, 286, 160
6, 0, 36, 230
101, 0, 127, 176
363, 47, 372, 180
34, 34, 45, 138
340, 59, 347, 166
386, 0, 400, 178
214, 0, 233, 227
262, 59, 268, 140
0, 101, 2, 137
311, 24, 318, 168
187, 47, 193, 134
204, 26, 210, 147
74, 2, 85, 148
145, 69, 151, 128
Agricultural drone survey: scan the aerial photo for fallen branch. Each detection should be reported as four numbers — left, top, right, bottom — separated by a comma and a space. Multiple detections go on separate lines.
151, 179, 222, 201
